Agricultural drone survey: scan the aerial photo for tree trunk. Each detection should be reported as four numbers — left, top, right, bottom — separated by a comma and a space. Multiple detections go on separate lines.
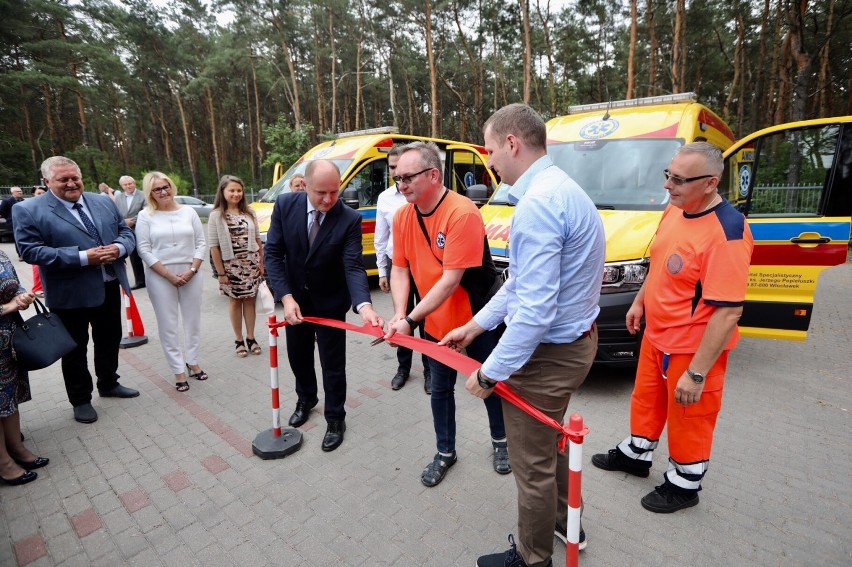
647, 0, 658, 96
424, 0, 439, 137
723, 15, 743, 128
251, 55, 264, 188
169, 79, 199, 195
267, 7, 301, 129
627, 0, 637, 99
206, 88, 221, 180
767, 0, 785, 125
19, 84, 39, 172
519, 0, 532, 103
535, 0, 557, 114
750, 0, 771, 133
671, 0, 686, 93
245, 78, 256, 187
329, 12, 338, 133
817, 0, 836, 118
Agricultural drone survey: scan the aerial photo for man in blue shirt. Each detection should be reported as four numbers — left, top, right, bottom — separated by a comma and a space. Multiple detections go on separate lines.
441, 104, 605, 567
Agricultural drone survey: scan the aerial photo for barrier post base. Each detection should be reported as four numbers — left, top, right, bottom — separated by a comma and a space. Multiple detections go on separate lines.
252, 428, 303, 459
119, 335, 148, 349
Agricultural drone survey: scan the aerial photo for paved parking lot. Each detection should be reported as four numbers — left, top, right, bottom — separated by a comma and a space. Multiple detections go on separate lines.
0, 241, 849, 566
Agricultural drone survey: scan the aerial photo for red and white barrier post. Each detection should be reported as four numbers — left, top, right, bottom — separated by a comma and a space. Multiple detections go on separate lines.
565, 413, 589, 567
252, 313, 303, 459
119, 288, 147, 348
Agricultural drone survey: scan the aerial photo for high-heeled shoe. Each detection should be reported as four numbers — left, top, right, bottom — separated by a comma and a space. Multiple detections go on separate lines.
0, 470, 38, 486
13, 456, 49, 470
185, 363, 208, 381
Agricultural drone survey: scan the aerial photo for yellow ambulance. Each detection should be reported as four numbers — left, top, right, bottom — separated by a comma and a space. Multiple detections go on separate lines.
252, 127, 496, 275
479, 94, 852, 365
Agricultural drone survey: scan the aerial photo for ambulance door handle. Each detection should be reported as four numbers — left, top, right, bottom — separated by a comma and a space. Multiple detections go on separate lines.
790, 234, 831, 245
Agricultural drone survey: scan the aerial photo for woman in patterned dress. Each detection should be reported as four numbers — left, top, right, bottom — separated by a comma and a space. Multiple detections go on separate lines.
208, 175, 265, 357
0, 251, 48, 485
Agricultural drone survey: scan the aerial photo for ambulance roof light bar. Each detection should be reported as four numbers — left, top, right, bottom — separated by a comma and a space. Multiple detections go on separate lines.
567, 92, 697, 115
335, 126, 399, 139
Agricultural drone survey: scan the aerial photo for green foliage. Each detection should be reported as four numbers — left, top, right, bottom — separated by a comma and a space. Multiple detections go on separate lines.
263, 118, 314, 169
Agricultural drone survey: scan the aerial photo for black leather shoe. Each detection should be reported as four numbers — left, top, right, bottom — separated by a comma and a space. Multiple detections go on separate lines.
423, 370, 432, 395
288, 399, 318, 427
321, 421, 346, 452
131, 283, 146, 290
0, 470, 38, 486
13, 456, 49, 470
99, 384, 140, 398
391, 370, 409, 390
73, 403, 98, 424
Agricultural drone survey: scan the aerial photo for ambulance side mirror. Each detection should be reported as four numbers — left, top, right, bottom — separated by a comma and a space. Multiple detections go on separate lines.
341, 188, 360, 209
466, 184, 489, 208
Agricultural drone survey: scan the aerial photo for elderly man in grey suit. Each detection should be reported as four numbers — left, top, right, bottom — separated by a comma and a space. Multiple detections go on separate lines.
13, 157, 140, 424
115, 175, 147, 289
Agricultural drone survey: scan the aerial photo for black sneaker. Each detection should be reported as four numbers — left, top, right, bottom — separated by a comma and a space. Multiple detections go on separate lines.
420, 452, 456, 487
591, 448, 650, 478
476, 534, 552, 567
641, 483, 699, 513
492, 440, 511, 474
554, 524, 587, 551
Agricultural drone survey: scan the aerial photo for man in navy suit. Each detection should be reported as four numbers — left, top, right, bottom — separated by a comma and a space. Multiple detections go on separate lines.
265, 160, 383, 452
14, 157, 140, 424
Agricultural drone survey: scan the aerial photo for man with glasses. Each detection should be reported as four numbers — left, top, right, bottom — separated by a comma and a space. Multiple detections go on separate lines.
592, 142, 754, 514
374, 144, 432, 393
14, 157, 139, 424
383, 141, 509, 487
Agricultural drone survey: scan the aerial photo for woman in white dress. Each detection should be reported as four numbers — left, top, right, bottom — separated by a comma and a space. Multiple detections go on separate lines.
136, 172, 207, 392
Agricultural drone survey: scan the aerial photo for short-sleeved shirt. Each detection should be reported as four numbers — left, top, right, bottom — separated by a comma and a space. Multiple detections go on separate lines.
392, 190, 485, 338
643, 200, 754, 353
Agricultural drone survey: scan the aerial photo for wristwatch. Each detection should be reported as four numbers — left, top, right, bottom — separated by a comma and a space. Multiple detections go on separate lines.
476, 369, 495, 389
686, 368, 705, 384
190, 267, 198, 274
404, 315, 418, 330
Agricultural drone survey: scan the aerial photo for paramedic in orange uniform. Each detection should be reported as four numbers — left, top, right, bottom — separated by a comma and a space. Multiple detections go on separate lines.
592, 142, 754, 513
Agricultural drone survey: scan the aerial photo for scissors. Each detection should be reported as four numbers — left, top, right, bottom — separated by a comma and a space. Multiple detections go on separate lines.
370, 336, 386, 346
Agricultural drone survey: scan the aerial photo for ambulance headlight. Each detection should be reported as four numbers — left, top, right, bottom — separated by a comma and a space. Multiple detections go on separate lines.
601, 259, 649, 287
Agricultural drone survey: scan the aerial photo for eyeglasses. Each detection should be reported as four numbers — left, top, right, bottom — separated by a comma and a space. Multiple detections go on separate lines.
152, 185, 171, 193
392, 168, 434, 185
663, 169, 715, 186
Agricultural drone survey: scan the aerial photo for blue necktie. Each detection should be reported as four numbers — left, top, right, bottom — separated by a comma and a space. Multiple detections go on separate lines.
73, 202, 116, 278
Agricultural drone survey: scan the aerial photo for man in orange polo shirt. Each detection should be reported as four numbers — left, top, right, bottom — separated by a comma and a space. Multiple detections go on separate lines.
384, 141, 508, 487
592, 142, 754, 513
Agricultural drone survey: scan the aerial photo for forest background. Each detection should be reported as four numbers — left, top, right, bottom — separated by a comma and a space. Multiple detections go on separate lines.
1, 0, 850, 195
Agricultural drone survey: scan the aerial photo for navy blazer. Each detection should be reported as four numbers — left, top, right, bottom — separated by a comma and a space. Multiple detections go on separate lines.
13, 191, 135, 309
264, 192, 370, 316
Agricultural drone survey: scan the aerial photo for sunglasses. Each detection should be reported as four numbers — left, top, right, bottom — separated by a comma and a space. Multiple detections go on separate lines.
392, 167, 434, 185
663, 169, 715, 186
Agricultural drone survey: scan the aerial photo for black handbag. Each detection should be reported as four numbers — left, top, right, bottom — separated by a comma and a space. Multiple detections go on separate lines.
12, 298, 76, 371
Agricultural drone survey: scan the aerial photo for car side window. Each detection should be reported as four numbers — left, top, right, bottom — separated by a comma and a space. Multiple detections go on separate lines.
342, 160, 387, 207
726, 125, 841, 217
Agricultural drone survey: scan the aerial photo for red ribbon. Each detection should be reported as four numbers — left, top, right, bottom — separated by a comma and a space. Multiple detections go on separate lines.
270, 316, 588, 450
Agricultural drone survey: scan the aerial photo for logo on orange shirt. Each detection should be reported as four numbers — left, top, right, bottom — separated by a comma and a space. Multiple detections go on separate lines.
436, 232, 446, 249
666, 253, 684, 274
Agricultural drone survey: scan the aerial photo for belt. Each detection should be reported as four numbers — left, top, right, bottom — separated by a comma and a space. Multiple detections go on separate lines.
579, 322, 596, 341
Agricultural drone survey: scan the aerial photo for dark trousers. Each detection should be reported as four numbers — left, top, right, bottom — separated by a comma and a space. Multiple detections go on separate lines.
504, 329, 597, 567
424, 330, 505, 453
396, 281, 429, 374
52, 280, 123, 406
128, 246, 145, 286
285, 295, 347, 422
